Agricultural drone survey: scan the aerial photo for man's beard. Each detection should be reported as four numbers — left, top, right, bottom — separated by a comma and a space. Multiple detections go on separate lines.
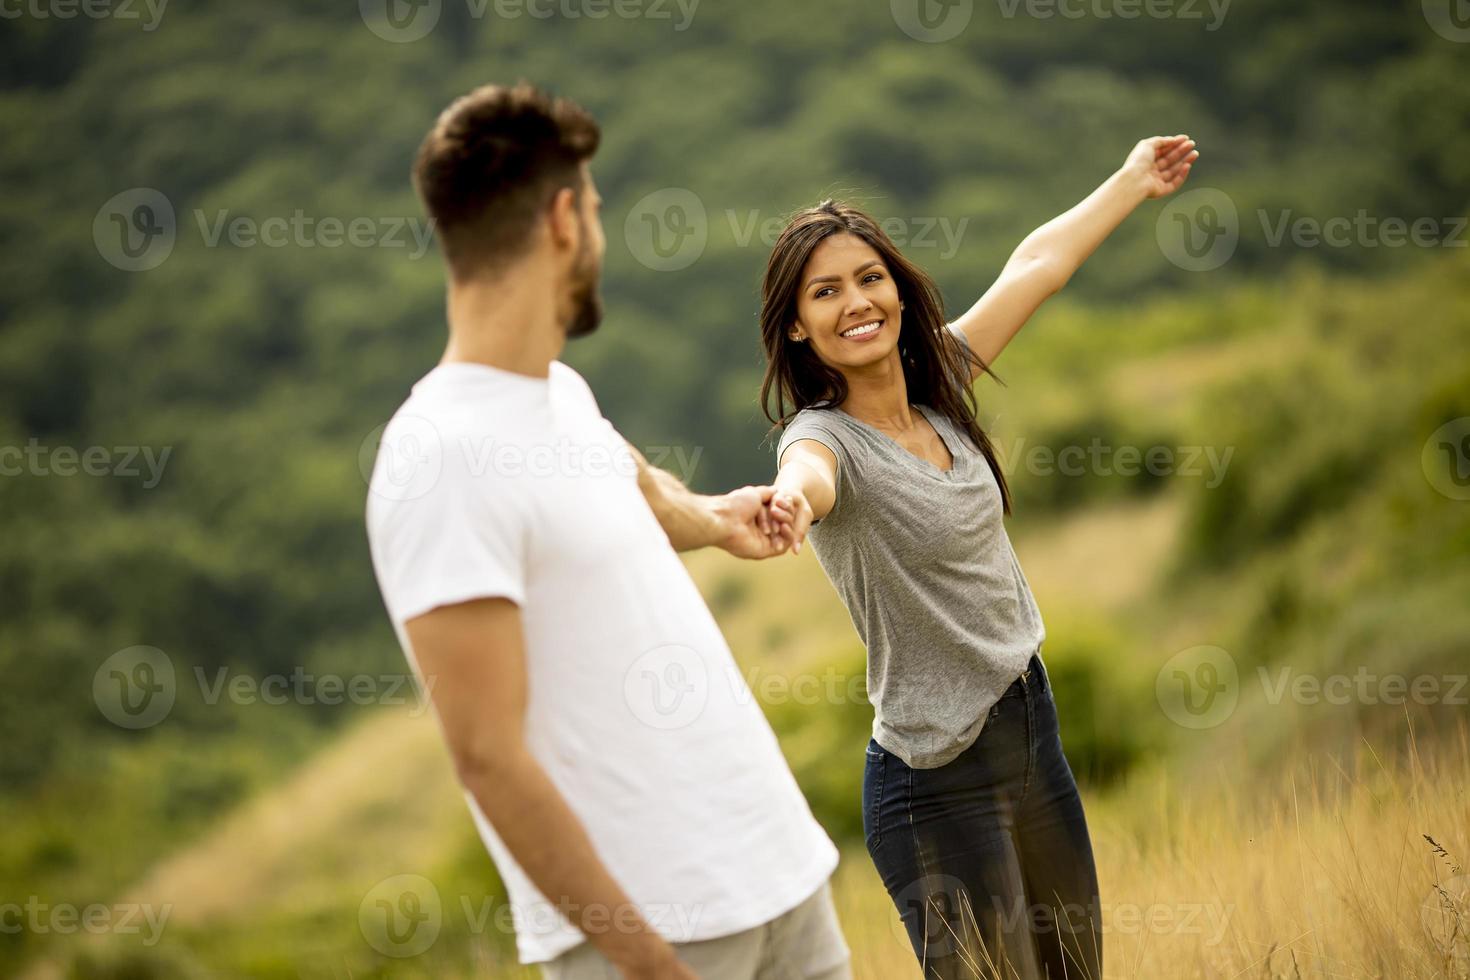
564, 231, 603, 340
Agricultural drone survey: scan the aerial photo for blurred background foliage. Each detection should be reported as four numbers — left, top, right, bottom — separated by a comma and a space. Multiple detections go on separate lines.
1, 0, 1468, 975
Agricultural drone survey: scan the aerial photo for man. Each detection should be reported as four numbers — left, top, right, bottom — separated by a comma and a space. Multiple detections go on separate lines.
365, 82, 848, 980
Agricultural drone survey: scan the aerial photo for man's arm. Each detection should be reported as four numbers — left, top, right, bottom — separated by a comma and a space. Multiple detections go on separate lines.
951, 135, 1199, 376
629, 442, 790, 559
406, 598, 695, 980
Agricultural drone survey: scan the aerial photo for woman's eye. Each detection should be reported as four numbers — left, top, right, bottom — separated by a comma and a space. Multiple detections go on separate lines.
864, 273, 883, 284
814, 287, 834, 299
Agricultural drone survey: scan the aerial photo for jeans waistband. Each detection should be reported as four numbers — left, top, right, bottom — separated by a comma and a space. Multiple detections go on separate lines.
999, 652, 1045, 700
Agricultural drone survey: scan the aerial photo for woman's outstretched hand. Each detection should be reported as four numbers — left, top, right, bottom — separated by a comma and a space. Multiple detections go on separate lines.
768, 490, 813, 556
1126, 134, 1199, 199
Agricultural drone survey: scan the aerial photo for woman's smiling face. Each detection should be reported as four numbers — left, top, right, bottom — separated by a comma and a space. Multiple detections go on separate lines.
788, 232, 903, 370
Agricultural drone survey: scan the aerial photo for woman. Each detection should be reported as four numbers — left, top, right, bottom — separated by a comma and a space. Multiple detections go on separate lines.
761, 136, 1198, 979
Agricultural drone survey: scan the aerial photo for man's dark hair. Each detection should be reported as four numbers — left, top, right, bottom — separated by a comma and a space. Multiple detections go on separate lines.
413, 82, 601, 280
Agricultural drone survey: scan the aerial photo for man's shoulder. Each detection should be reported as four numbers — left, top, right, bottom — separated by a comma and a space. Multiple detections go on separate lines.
550, 359, 596, 399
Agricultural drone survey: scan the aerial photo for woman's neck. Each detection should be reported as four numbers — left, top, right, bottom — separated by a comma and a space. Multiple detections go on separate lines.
836, 353, 916, 432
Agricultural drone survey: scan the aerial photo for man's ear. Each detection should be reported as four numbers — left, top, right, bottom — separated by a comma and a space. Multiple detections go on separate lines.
547, 186, 580, 252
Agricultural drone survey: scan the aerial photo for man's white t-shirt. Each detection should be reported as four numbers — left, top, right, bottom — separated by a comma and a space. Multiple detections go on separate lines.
365, 359, 839, 964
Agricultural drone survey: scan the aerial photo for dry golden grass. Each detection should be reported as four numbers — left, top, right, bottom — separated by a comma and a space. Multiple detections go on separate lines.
29, 496, 1468, 978
32, 694, 1468, 980
837, 719, 1470, 980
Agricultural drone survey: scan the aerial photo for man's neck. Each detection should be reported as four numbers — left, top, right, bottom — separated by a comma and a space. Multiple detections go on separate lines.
442, 266, 564, 378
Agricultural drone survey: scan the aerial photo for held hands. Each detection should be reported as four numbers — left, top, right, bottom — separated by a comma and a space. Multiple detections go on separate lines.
1124, 134, 1199, 199
716, 486, 813, 560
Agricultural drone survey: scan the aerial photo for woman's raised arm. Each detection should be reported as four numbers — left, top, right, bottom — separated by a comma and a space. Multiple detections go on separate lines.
950, 134, 1199, 378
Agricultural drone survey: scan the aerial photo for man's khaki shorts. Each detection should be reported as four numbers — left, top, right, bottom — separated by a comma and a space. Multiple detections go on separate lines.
540, 880, 851, 980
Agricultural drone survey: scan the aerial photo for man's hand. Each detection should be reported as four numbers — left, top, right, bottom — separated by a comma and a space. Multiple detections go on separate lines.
714, 485, 794, 560
1124, 134, 1199, 200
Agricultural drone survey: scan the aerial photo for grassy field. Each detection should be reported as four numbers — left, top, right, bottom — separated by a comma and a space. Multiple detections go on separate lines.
27, 490, 1470, 979
32, 707, 1468, 979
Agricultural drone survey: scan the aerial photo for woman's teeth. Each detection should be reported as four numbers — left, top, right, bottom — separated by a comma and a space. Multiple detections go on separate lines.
841, 321, 882, 338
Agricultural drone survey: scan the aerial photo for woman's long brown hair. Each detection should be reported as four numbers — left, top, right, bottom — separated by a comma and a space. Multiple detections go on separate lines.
759, 200, 1014, 515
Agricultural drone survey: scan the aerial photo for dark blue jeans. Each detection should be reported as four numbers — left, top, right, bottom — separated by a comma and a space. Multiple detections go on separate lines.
863, 652, 1103, 980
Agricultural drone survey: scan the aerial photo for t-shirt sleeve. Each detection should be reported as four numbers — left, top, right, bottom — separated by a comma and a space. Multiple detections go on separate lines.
370, 453, 531, 624
553, 360, 629, 449
775, 412, 852, 524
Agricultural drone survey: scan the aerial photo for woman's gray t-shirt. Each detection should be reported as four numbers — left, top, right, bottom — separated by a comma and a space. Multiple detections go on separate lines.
775, 378, 1046, 769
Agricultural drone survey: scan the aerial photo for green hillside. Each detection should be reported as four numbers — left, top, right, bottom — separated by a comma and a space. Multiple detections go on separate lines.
3, 0, 1469, 974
